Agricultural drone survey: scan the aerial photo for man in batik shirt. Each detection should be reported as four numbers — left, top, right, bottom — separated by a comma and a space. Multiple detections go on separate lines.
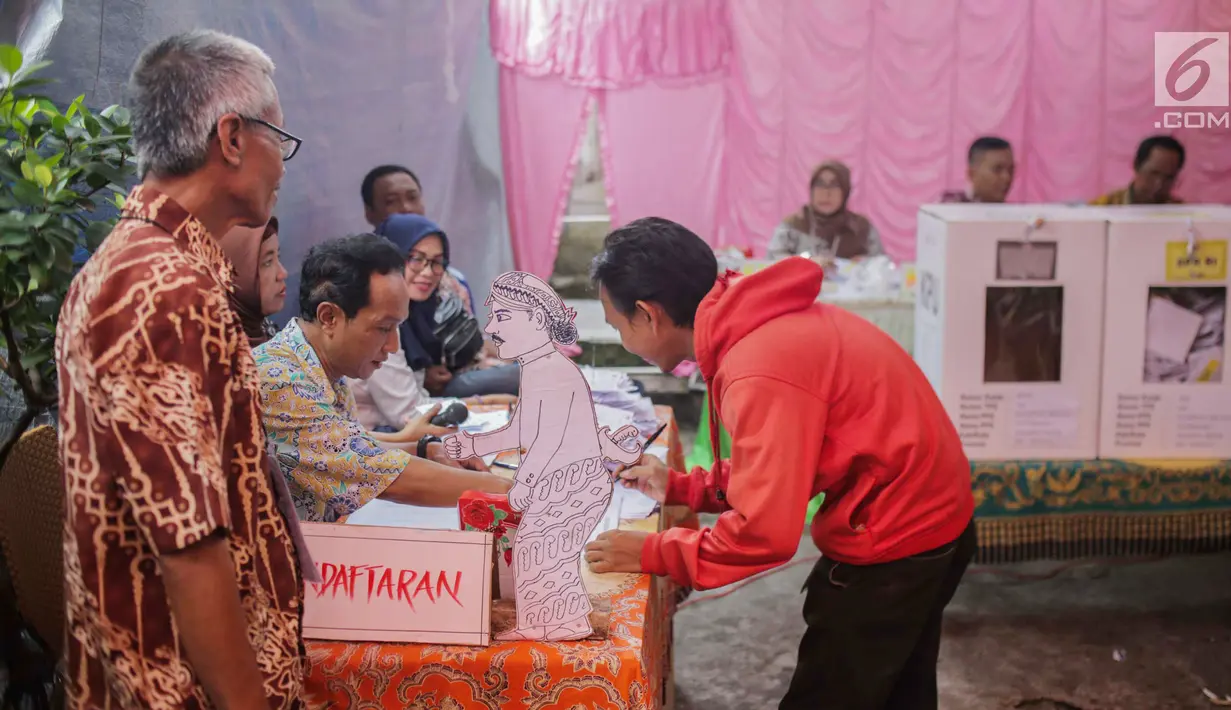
57, 31, 308, 709
255, 234, 511, 523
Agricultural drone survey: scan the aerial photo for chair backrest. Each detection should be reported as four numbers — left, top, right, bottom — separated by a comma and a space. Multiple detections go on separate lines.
0, 425, 64, 657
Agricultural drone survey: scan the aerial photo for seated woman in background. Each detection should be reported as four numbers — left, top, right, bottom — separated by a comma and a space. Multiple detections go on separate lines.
768, 160, 884, 262
351, 214, 519, 431
219, 216, 287, 348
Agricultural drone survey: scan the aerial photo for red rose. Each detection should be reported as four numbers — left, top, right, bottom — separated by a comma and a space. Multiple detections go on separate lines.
462, 500, 495, 530
503, 548, 513, 565
493, 523, 506, 539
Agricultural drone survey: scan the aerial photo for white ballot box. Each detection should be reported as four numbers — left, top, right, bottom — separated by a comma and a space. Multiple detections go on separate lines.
1097, 206, 1231, 459
914, 205, 1107, 460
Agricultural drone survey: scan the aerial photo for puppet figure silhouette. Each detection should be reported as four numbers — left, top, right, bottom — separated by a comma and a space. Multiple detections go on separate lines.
444, 272, 640, 642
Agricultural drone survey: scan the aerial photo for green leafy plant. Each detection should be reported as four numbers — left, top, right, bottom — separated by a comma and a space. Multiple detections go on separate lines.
0, 44, 136, 464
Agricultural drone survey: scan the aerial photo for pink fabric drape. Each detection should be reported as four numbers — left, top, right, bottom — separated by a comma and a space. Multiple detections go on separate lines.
490, 0, 731, 89
498, 69, 590, 278
598, 81, 724, 241
722, 0, 1231, 260
496, 0, 1231, 270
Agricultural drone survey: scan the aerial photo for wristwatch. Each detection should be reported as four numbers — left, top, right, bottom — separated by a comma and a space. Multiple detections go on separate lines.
417, 435, 442, 459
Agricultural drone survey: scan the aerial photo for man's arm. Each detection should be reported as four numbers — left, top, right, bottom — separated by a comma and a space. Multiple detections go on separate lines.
379, 456, 511, 507
663, 460, 734, 514
641, 377, 825, 590
160, 534, 268, 710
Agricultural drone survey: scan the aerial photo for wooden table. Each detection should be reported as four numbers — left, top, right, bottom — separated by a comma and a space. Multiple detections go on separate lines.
303, 406, 687, 710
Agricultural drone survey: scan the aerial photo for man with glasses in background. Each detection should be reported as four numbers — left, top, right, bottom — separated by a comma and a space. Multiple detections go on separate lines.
56, 30, 310, 709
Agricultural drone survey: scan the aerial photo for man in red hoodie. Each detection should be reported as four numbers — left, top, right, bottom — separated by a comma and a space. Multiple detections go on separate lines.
583, 217, 976, 709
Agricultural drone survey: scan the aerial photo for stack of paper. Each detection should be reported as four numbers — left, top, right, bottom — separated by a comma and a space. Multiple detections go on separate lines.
580, 366, 659, 436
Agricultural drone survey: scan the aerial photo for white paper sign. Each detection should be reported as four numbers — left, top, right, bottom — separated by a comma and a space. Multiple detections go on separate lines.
301, 523, 492, 646
1012, 391, 1080, 450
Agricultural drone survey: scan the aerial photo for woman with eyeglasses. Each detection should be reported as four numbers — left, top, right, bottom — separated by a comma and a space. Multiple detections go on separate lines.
349, 214, 518, 433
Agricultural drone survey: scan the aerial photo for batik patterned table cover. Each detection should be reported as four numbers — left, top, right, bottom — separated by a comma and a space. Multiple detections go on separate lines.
973, 457, 1231, 563
303, 406, 685, 709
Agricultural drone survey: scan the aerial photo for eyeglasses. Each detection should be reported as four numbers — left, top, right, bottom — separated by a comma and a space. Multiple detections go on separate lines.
241, 115, 302, 161
407, 253, 447, 274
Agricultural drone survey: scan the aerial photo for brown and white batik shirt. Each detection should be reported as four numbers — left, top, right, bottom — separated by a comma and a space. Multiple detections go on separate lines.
56, 186, 305, 709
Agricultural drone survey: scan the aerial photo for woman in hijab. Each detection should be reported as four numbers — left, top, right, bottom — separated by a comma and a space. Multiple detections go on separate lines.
768, 160, 884, 262
350, 214, 518, 431
219, 216, 287, 348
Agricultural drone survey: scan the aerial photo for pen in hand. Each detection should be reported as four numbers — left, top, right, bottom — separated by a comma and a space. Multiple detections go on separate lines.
612, 422, 668, 485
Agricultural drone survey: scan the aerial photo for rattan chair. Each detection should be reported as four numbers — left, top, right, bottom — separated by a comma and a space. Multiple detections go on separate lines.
0, 425, 65, 661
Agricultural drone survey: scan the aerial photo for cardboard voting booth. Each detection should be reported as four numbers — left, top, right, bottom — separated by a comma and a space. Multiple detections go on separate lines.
1097, 206, 1231, 459
915, 205, 1107, 460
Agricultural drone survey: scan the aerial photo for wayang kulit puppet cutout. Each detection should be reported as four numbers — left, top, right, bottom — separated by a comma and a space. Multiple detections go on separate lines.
443, 272, 641, 642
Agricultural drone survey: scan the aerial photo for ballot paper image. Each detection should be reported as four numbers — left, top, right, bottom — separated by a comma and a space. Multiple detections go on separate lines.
983, 286, 1064, 383
1143, 286, 1226, 384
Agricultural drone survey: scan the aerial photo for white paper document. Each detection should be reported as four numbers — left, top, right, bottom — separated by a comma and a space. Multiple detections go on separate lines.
1012, 390, 1080, 449
345, 498, 460, 530
588, 484, 659, 543
1145, 296, 1203, 363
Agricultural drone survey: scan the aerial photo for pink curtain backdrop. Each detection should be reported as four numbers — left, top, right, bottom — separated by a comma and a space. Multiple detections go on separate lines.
498, 69, 590, 277
490, 0, 731, 89
495, 0, 1231, 270
598, 81, 725, 241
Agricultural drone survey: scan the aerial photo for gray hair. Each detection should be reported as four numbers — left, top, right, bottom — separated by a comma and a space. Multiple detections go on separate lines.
128, 30, 278, 178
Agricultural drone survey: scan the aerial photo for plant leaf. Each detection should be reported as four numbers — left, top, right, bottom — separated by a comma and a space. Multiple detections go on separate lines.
66, 95, 84, 119
0, 45, 22, 77
84, 220, 113, 250
0, 232, 30, 247
12, 179, 42, 206
33, 164, 52, 188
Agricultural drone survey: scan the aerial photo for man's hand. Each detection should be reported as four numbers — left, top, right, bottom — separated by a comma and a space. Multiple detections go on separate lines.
584, 530, 651, 574
425, 365, 453, 394
160, 534, 269, 710
427, 440, 488, 471
396, 403, 456, 441
615, 454, 669, 503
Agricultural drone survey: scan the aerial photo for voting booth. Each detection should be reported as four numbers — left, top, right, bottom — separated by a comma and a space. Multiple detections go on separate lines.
915, 205, 1107, 460
1097, 207, 1231, 459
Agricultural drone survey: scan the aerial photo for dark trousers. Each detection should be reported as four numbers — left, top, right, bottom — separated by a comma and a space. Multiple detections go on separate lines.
780, 519, 977, 710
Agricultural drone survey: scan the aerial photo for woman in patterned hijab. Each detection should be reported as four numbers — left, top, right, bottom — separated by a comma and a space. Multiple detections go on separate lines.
219, 216, 287, 347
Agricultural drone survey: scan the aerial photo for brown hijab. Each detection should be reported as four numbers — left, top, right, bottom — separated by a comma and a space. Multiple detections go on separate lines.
219, 216, 279, 347
785, 160, 873, 259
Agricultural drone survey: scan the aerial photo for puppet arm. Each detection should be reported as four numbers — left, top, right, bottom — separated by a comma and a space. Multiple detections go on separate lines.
470, 398, 527, 457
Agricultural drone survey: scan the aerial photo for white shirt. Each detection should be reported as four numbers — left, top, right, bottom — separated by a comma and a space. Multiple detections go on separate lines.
348, 342, 430, 430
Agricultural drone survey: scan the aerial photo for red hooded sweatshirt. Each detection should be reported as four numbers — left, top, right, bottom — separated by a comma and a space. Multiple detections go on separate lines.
641, 258, 975, 591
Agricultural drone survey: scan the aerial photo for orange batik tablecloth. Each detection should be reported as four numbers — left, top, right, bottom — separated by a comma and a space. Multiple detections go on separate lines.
303, 406, 688, 710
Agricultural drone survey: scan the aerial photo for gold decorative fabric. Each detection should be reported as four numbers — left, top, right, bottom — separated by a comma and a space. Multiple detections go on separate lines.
972, 458, 1231, 563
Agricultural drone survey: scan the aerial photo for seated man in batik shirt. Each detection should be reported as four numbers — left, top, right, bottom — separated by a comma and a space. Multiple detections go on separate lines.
1090, 135, 1185, 206
255, 234, 511, 523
